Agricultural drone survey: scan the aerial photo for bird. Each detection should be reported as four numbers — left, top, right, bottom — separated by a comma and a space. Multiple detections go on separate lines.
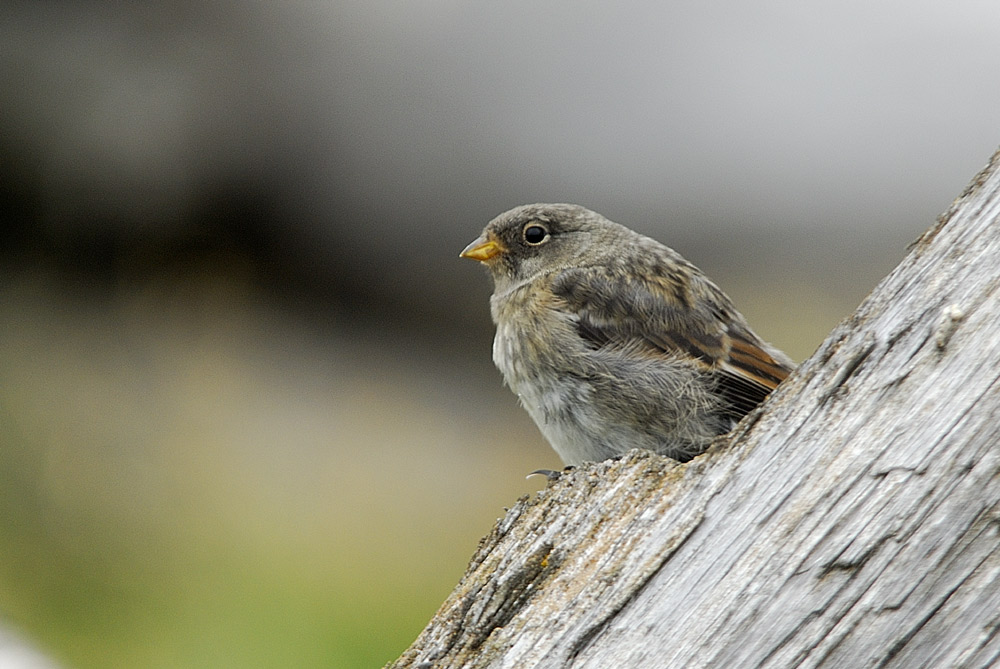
460, 203, 794, 466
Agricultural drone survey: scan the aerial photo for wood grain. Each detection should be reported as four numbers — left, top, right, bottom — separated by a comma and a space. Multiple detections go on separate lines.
391, 147, 1000, 669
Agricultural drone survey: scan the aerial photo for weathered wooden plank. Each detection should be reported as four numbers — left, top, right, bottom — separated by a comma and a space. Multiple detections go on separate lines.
391, 147, 1000, 669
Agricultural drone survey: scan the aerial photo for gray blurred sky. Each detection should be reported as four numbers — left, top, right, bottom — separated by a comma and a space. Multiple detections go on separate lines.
3, 0, 999, 333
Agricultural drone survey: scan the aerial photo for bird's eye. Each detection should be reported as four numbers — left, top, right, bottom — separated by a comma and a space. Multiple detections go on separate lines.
522, 223, 549, 245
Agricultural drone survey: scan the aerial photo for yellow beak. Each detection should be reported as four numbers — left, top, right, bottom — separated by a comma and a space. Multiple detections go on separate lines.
459, 235, 503, 262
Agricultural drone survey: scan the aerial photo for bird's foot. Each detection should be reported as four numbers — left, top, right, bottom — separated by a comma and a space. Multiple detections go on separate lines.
527, 465, 576, 482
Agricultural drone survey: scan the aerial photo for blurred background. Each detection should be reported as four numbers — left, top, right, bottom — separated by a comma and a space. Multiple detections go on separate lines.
2, 1, 998, 666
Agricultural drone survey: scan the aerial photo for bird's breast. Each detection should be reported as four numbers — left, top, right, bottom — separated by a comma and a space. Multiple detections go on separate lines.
490, 287, 587, 431
490, 286, 577, 386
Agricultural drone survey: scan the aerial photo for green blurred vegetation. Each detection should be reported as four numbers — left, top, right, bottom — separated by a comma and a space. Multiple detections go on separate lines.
0, 273, 546, 668
0, 375, 467, 669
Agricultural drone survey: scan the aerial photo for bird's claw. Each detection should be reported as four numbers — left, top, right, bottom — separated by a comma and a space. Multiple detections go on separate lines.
526, 465, 575, 482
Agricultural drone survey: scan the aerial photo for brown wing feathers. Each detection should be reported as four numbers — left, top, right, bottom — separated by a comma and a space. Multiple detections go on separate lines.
557, 267, 790, 421
725, 332, 790, 390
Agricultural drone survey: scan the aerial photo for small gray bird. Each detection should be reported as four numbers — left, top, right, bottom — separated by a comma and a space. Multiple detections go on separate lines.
461, 203, 794, 466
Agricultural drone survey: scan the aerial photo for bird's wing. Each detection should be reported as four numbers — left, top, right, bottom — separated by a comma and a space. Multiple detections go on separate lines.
551, 265, 792, 418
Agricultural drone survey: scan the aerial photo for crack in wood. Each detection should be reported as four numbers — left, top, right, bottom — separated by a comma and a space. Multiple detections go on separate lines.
464, 542, 561, 651
819, 337, 877, 404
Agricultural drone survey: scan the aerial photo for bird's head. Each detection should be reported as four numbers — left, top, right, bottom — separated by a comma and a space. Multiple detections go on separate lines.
460, 203, 623, 291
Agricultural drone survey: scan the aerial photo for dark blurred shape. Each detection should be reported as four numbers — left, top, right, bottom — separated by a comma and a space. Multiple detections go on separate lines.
4, 1, 998, 351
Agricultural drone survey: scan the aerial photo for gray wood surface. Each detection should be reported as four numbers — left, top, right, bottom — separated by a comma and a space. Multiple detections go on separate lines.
391, 147, 1000, 669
